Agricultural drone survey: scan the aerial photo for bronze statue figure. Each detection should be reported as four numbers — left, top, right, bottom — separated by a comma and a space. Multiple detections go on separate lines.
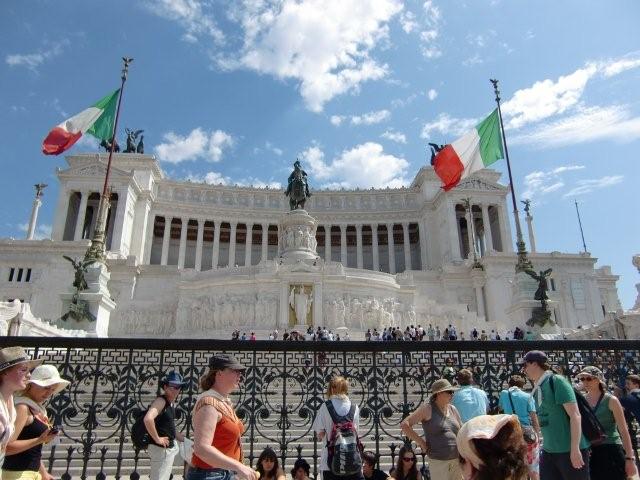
521, 199, 531, 216
284, 160, 311, 210
524, 267, 555, 328
124, 128, 144, 153
135, 134, 144, 154
100, 138, 120, 153
63, 255, 93, 292
60, 256, 96, 323
428, 142, 445, 165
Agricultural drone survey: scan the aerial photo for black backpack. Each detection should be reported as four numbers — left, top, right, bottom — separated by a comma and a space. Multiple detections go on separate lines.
549, 375, 607, 446
131, 397, 170, 450
325, 400, 363, 476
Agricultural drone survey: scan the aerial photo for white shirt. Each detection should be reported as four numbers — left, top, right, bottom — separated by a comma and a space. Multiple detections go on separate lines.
312, 397, 360, 471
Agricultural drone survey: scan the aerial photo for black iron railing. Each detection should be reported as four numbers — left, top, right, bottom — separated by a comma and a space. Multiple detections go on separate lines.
2, 337, 638, 479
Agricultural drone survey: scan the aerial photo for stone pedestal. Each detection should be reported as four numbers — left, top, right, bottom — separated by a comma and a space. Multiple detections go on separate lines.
59, 263, 116, 337
278, 209, 319, 264
506, 271, 559, 337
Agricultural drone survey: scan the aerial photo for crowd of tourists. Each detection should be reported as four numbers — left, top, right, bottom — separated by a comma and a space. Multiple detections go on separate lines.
2, 346, 640, 480
230, 326, 535, 342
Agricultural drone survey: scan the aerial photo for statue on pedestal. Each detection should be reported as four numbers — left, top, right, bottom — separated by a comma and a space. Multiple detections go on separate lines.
284, 160, 311, 210
60, 256, 96, 323
289, 286, 312, 325
525, 268, 554, 327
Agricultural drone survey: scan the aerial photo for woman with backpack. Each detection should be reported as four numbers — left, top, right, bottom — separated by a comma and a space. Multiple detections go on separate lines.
389, 445, 422, 480
312, 375, 363, 480
255, 447, 285, 480
188, 354, 257, 480
143, 371, 187, 480
400, 378, 462, 480
577, 366, 637, 480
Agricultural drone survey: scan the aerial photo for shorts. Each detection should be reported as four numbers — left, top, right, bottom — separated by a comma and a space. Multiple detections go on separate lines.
525, 435, 540, 475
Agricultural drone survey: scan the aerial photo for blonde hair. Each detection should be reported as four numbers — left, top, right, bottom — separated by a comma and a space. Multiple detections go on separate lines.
326, 376, 349, 398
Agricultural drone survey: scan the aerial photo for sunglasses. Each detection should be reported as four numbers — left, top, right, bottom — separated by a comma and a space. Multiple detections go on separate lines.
402, 457, 416, 462
578, 376, 596, 382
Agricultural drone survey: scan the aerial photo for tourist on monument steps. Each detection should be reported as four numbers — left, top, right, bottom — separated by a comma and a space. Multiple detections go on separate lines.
578, 366, 637, 480
0, 347, 43, 467
451, 369, 489, 423
361, 451, 389, 480
188, 354, 256, 480
2, 363, 65, 480
255, 447, 285, 480
291, 458, 312, 480
389, 445, 422, 480
401, 378, 462, 480
521, 350, 590, 480
144, 371, 187, 480
456, 414, 528, 480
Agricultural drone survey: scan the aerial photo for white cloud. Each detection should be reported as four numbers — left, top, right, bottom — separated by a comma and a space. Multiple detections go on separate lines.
462, 53, 483, 67
185, 171, 281, 189
427, 88, 438, 101
300, 142, 408, 188
265, 142, 283, 156
330, 109, 391, 126
399, 11, 418, 33
511, 105, 640, 148
221, 0, 403, 112
502, 64, 598, 129
600, 55, 640, 77
563, 176, 624, 197
418, 1, 442, 59
18, 223, 52, 240
5, 40, 69, 72
420, 113, 478, 138
381, 130, 407, 144
522, 165, 585, 199
143, 0, 224, 44
155, 128, 234, 163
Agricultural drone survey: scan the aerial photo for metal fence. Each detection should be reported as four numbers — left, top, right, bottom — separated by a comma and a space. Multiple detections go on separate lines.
2, 337, 639, 480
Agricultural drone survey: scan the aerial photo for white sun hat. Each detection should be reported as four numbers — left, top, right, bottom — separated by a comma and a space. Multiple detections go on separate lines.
29, 365, 70, 396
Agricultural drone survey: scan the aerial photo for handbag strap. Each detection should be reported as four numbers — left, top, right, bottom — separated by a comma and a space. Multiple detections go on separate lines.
507, 390, 517, 414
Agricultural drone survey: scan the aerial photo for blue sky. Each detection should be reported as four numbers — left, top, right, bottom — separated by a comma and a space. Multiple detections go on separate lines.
1, 0, 639, 308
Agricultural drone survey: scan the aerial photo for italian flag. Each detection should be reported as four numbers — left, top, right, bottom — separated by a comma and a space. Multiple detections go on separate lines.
433, 108, 504, 191
42, 89, 120, 155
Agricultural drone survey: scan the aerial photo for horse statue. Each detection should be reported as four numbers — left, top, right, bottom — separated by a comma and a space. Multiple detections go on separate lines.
284, 160, 311, 210
124, 128, 144, 153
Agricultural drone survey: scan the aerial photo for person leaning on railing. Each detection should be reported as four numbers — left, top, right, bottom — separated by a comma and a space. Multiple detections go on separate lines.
0, 347, 43, 468
3, 364, 68, 480
188, 354, 257, 480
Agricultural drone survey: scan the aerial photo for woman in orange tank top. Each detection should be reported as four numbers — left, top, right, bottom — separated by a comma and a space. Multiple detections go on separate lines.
187, 354, 257, 480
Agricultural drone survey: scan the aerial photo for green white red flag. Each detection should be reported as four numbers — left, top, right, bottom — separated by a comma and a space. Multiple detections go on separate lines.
433, 108, 504, 191
42, 89, 119, 155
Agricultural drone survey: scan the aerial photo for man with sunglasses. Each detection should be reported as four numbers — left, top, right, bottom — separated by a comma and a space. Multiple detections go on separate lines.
144, 371, 188, 480
521, 350, 590, 480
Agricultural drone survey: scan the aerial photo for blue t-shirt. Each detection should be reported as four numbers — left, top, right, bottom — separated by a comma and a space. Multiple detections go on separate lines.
498, 387, 536, 426
452, 385, 489, 423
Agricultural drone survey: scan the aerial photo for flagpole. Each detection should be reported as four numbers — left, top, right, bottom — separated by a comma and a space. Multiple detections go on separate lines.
84, 57, 133, 263
574, 199, 588, 253
490, 79, 532, 273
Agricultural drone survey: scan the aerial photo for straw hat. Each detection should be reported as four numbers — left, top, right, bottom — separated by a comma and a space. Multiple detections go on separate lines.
430, 378, 458, 400
29, 365, 70, 396
456, 414, 515, 470
0, 347, 43, 374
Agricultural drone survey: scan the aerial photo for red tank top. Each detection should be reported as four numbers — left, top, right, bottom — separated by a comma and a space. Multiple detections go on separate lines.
191, 396, 245, 468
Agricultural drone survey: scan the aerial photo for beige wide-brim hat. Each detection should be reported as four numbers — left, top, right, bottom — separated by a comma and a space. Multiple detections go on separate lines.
457, 414, 516, 470
0, 346, 43, 374
430, 378, 459, 400
29, 364, 70, 396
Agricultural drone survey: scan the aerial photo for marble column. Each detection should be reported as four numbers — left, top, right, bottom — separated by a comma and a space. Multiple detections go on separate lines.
498, 204, 511, 252
449, 201, 462, 260
419, 220, 428, 270
402, 222, 411, 271
110, 188, 131, 255
143, 212, 155, 265
212, 221, 221, 268
228, 222, 237, 267
466, 208, 475, 259
340, 225, 347, 266
73, 191, 89, 240
526, 214, 537, 253
261, 223, 269, 262
245, 223, 254, 266
481, 204, 494, 252
161, 216, 171, 265
372, 224, 380, 271
325, 225, 332, 262
387, 223, 396, 274
356, 224, 363, 269
178, 217, 189, 268
52, 188, 71, 241
195, 219, 204, 271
